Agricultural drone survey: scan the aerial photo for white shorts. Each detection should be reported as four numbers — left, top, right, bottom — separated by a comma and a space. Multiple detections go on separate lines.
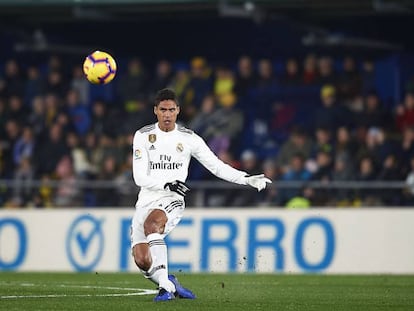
130, 194, 185, 249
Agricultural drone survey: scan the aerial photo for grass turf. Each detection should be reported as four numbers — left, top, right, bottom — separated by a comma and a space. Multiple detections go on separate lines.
0, 273, 413, 311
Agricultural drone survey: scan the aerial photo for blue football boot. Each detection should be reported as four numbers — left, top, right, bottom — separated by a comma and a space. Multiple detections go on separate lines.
168, 274, 196, 299
153, 288, 175, 302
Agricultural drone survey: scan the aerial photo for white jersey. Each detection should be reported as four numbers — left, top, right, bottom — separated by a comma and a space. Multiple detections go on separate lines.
132, 122, 247, 205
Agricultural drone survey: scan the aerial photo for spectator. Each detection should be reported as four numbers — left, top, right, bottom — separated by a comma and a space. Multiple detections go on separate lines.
395, 91, 414, 132
233, 55, 257, 96
404, 155, 414, 205
332, 155, 355, 205
334, 126, 359, 163
285, 186, 313, 208
276, 126, 313, 174
84, 132, 101, 174
115, 153, 137, 206
0, 97, 7, 138
311, 150, 333, 182
0, 152, 11, 205
54, 155, 81, 207
94, 134, 124, 172
71, 65, 90, 106
33, 123, 69, 176
180, 56, 213, 121
336, 55, 362, 102
256, 58, 276, 90
13, 126, 35, 167
188, 94, 220, 180
280, 57, 301, 85
310, 150, 333, 205
8, 95, 29, 126
46, 55, 65, 75
168, 67, 190, 103
2, 119, 21, 177
64, 89, 91, 137
355, 91, 391, 131
44, 92, 62, 127
117, 57, 148, 110
95, 155, 120, 207
44, 70, 67, 98
189, 94, 217, 137
316, 56, 337, 86
214, 66, 235, 97
28, 96, 47, 139
25, 65, 45, 105
356, 127, 395, 169
310, 127, 334, 159
314, 84, 353, 132
258, 158, 280, 206
66, 131, 95, 179
279, 152, 312, 204
11, 156, 34, 206
377, 154, 403, 205
2, 59, 25, 97
197, 92, 244, 155
90, 99, 117, 138
355, 155, 380, 206
361, 59, 376, 95
396, 126, 414, 176
148, 59, 174, 97
239, 149, 261, 175
35, 174, 54, 207
302, 53, 318, 85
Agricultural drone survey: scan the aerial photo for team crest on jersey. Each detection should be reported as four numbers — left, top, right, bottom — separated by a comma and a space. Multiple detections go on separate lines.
148, 134, 156, 143
176, 143, 184, 153
134, 149, 142, 159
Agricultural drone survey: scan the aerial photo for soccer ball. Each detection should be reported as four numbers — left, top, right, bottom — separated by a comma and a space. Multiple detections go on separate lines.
83, 50, 117, 84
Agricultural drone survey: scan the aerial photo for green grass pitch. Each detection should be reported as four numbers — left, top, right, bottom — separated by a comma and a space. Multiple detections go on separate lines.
0, 272, 413, 311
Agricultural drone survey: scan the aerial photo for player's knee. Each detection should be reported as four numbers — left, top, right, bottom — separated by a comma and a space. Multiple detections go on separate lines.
144, 219, 165, 236
144, 210, 167, 236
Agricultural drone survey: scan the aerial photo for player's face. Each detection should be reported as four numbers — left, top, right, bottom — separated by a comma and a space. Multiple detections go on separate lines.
154, 99, 180, 132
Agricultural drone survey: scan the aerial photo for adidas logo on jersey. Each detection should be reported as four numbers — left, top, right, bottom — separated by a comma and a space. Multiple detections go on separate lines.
149, 145, 156, 150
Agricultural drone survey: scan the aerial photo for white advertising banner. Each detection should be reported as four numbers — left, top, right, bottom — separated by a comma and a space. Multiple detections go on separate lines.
0, 208, 413, 274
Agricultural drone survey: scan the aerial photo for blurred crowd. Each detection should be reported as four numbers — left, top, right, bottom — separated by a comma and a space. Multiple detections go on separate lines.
1, 53, 414, 208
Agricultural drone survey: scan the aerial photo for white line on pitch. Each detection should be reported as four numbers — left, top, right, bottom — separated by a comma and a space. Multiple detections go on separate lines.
1, 291, 158, 299
0, 283, 158, 299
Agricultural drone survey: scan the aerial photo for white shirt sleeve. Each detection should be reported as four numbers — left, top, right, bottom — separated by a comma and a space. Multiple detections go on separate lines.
132, 130, 166, 191
191, 133, 248, 185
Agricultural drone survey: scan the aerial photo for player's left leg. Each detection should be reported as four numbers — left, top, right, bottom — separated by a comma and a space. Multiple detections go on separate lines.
131, 198, 195, 301
131, 207, 175, 301
168, 274, 196, 299
144, 209, 176, 299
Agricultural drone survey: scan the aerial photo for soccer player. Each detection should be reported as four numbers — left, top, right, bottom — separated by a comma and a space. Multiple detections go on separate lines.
131, 88, 272, 302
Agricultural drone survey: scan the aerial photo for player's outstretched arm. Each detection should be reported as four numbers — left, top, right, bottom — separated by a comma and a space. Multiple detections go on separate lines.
243, 174, 272, 192
191, 133, 272, 191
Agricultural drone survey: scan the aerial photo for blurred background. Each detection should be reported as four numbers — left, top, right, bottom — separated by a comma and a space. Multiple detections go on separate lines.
2, 0, 414, 208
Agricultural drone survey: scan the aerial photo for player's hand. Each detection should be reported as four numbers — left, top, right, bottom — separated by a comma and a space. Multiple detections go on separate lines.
245, 174, 272, 192
164, 180, 190, 197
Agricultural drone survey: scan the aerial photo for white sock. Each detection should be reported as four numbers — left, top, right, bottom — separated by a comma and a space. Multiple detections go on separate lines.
147, 233, 175, 293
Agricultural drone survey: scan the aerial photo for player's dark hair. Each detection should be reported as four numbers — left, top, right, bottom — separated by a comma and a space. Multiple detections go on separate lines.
154, 88, 179, 106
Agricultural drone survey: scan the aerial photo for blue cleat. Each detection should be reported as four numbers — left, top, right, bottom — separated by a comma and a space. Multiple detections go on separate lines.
168, 274, 196, 299
153, 288, 175, 302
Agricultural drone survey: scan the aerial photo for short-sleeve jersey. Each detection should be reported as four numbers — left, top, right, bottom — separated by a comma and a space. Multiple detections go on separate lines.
132, 123, 247, 204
